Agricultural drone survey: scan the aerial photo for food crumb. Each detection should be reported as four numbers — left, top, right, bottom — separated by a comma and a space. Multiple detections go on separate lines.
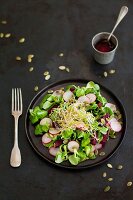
45, 74, 51, 80
59, 66, 66, 70
117, 165, 123, 170
28, 54, 34, 63
99, 152, 105, 156
1, 20, 7, 24
19, 38, 25, 43
104, 71, 108, 77
5, 33, 11, 38
107, 163, 113, 169
43, 71, 49, 76
0, 33, 4, 38
59, 53, 64, 57
34, 86, 39, 92
127, 182, 132, 187
108, 178, 113, 182
109, 69, 116, 74
103, 172, 107, 178
66, 67, 70, 72
29, 67, 34, 72
104, 186, 110, 192
16, 56, 21, 61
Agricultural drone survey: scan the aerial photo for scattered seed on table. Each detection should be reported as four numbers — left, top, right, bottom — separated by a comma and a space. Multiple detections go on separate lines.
59, 53, 64, 57
108, 178, 113, 182
109, 69, 116, 74
104, 186, 110, 192
117, 165, 123, 170
127, 182, 132, 187
107, 163, 113, 169
1, 20, 7, 24
99, 152, 105, 156
43, 71, 49, 76
66, 67, 70, 72
59, 66, 66, 70
104, 71, 108, 77
16, 56, 21, 61
34, 86, 39, 92
48, 90, 53, 94
0, 33, 4, 38
5, 33, 11, 38
28, 54, 34, 62
45, 74, 51, 80
103, 172, 107, 178
19, 37, 25, 43
29, 67, 34, 72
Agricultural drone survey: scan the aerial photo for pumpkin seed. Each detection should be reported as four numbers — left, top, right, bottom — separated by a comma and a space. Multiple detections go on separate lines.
34, 86, 39, 91
117, 165, 123, 170
103, 71, 108, 77
29, 67, 34, 72
107, 163, 113, 169
66, 67, 70, 72
0, 33, 4, 38
59, 66, 66, 70
45, 74, 51, 80
1, 20, 7, 24
43, 71, 49, 76
16, 56, 21, 61
108, 178, 113, 182
19, 38, 25, 43
103, 172, 107, 178
99, 152, 105, 156
127, 182, 132, 187
109, 69, 115, 74
104, 186, 110, 192
59, 53, 64, 57
48, 90, 53, 94
5, 33, 11, 38
28, 54, 34, 62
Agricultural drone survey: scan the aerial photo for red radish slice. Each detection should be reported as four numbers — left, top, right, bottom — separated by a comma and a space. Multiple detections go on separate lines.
68, 141, 79, 153
108, 117, 118, 124
78, 96, 90, 103
63, 91, 73, 102
49, 128, 60, 135
105, 103, 116, 112
53, 90, 62, 97
42, 133, 51, 144
86, 93, 96, 103
94, 143, 102, 150
40, 118, 52, 126
110, 121, 122, 132
49, 147, 60, 156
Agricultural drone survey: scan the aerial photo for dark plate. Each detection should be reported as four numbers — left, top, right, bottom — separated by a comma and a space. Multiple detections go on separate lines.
25, 79, 126, 169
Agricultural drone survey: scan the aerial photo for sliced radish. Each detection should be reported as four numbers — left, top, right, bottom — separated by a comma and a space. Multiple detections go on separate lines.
86, 93, 96, 103
105, 103, 116, 112
42, 133, 52, 144
78, 96, 90, 103
67, 141, 79, 153
63, 90, 73, 102
40, 118, 52, 126
94, 143, 102, 150
110, 121, 122, 132
109, 117, 118, 124
53, 90, 62, 97
49, 128, 60, 135
49, 147, 60, 156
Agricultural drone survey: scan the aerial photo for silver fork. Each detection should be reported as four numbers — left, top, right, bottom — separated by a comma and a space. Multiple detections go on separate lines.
10, 88, 23, 167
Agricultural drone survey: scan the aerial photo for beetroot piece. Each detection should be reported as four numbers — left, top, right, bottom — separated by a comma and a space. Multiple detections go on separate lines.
70, 87, 75, 92
54, 140, 63, 148
48, 105, 58, 114
98, 102, 103, 108
100, 133, 109, 146
103, 113, 110, 119
90, 138, 97, 145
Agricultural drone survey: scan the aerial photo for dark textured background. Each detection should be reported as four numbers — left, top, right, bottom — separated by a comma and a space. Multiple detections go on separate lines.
0, 0, 133, 200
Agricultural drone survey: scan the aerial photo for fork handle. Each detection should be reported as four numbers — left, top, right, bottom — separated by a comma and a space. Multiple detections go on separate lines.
10, 117, 21, 167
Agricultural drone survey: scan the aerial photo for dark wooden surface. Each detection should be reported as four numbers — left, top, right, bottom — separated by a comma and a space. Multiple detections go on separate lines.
0, 0, 133, 200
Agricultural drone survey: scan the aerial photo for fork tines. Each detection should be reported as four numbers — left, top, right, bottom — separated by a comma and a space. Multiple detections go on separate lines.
12, 88, 22, 113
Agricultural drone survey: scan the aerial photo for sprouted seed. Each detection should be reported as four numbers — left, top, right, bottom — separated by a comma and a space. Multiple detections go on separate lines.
16, 56, 21, 61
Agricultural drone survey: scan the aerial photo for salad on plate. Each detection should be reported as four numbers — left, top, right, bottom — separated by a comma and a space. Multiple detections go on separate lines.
29, 81, 122, 165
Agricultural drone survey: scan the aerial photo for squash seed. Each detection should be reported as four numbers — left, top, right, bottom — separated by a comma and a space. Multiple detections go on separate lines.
0, 33, 4, 38
34, 86, 39, 91
107, 163, 113, 169
59, 53, 64, 57
109, 69, 115, 74
108, 178, 113, 182
43, 71, 49, 76
28, 54, 34, 62
103, 172, 107, 178
103, 71, 108, 77
99, 152, 105, 156
127, 182, 132, 187
5, 33, 11, 38
16, 56, 21, 61
48, 90, 53, 94
1, 20, 7, 24
19, 38, 25, 43
59, 66, 66, 70
45, 74, 51, 80
66, 67, 70, 72
29, 67, 34, 72
104, 186, 110, 192
117, 165, 123, 170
